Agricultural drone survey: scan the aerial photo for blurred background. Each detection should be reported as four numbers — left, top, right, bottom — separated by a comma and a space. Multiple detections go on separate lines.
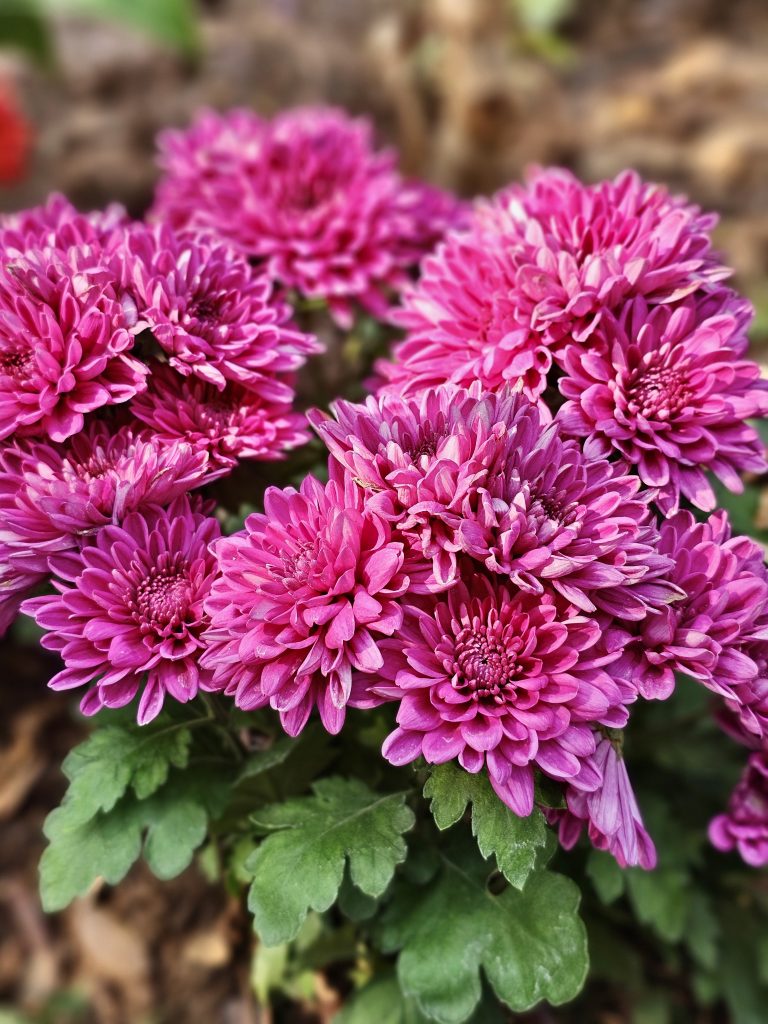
1, 2, 767, 1022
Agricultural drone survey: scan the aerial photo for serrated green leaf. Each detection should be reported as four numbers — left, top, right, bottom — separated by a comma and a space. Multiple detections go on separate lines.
586, 849, 626, 904
424, 763, 548, 889
380, 837, 588, 1024
335, 975, 434, 1024
246, 777, 415, 945
142, 795, 208, 879
59, 723, 192, 824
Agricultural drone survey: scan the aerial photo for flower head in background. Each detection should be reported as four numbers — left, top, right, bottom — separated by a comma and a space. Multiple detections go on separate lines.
0, 245, 147, 442
546, 736, 656, 869
374, 575, 630, 817
376, 166, 730, 402
558, 296, 767, 513
120, 223, 318, 394
22, 497, 221, 724
709, 751, 768, 867
152, 106, 465, 324
202, 465, 415, 736
310, 385, 538, 588
0, 82, 32, 186
131, 361, 309, 476
0, 422, 209, 579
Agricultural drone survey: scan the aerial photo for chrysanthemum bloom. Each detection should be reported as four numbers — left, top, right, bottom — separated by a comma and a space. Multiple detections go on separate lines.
0, 193, 128, 255
131, 362, 308, 476
0, 560, 47, 638
0, 245, 147, 442
458, 416, 679, 620
376, 225, 553, 403
373, 575, 630, 816
376, 166, 729, 401
152, 106, 465, 325
558, 296, 768, 513
0, 82, 31, 185
546, 736, 656, 869
310, 385, 539, 588
201, 465, 417, 736
120, 224, 318, 393
21, 497, 220, 724
615, 511, 768, 717
709, 751, 768, 867
0, 422, 209, 579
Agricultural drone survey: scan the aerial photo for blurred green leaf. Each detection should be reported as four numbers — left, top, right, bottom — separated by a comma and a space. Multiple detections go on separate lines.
41, 0, 199, 54
0, 0, 54, 66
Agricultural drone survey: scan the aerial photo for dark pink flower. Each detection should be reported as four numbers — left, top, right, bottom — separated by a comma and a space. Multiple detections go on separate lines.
310, 385, 537, 589
377, 166, 729, 401
201, 465, 415, 736
120, 223, 318, 394
373, 575, 630, 817
546, 736, 656, 869
0, 560, 46, 638
131, 362, 308, 475
458, 416, 679, 621
616, 511, 768, 721
0, 193, 128, 255
152, 106, 465, 324
709, 751, 768, 867
558, 296, 768, 513
21, 497, 220, 724
0, 422, 209, 578
0, 245, 147, 442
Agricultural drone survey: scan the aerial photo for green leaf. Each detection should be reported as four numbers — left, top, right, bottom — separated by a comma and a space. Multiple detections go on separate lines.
41, 0, 199, 54
246, 778, 415, 945
380, 837, 588, 1024
626, 866, 690, 943
424, 763, 548, 889
59, 722, 192, 824
586, 849, 626, 904
0, 0, 54, 66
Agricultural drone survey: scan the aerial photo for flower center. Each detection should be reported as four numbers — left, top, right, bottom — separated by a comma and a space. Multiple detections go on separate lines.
404, 428, 442, 464
626, 363, 690, 420
131, 559, 192, 630
274, 540, 318, 587
452, 623, 519, 704
0, 346, 33, 382
529, 490, 577, 525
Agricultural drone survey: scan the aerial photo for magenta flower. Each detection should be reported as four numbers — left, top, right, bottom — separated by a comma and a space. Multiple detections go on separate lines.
131, 362, 309, 475
0, 193, 128, 255
310, 385, 537, 588
0, 245, 147, 442
21, 497, 221, 724
709, 751, 768, 867
120, 223, 318, 394
377, 224, 552, 403
0, 560, 47, 638
458, 416, 679, 620
0, 422, 209, 578
201, 465, 415, 736
546, 736, 656, 869
558, 296, 768, 513
377, 166, 728, 401
373, 575, 630, 817
152, 106, 464, 324
616, 511, 768, 720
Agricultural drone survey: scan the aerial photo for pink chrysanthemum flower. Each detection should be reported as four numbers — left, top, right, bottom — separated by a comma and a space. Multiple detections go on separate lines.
0, 193, 128, 255
616, 511, 768, 727
377, 226, 552, 403
21, 497, 220, 724
376, 166, 729, 401
201, 465, 419, 736
0, 560, 47, 638
131, 362, 309, 476
458, 416, 679, 621
0, 422, 209, 579
546, 736, 656, 869
152, 106, 465, 325
558, 296, 768, 513
373, 575, 630, 817
709, 751, 768, 867
120, 223, 318, 394
0, 245, 147, 442
310, 385, 538, 589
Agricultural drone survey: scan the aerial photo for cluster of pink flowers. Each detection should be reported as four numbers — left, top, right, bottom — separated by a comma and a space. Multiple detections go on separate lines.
5, 107, 768, 873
